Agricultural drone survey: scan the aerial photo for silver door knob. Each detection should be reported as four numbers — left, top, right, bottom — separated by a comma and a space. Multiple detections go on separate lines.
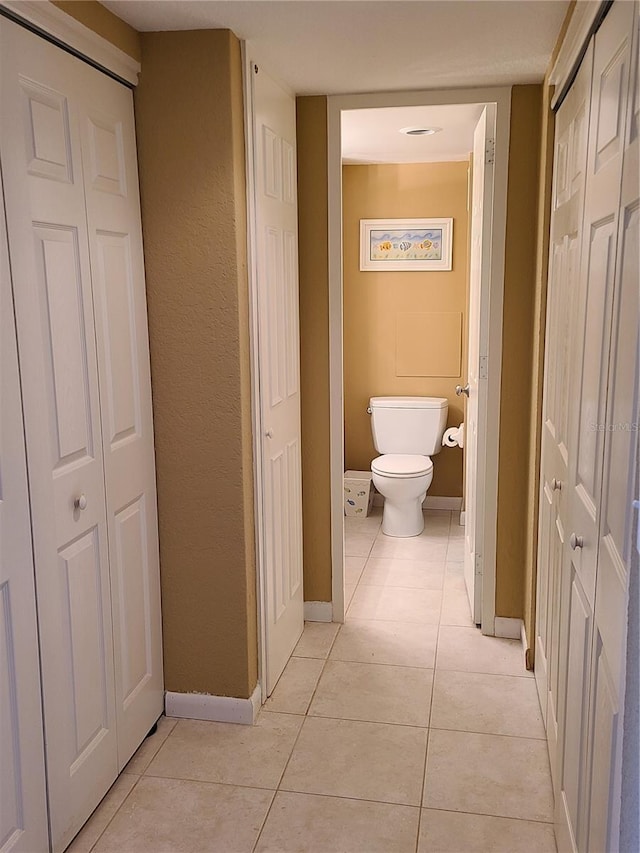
265, 429, 274, 438
569, 533, 583, 550
455, 384, 470, 397
74, 494, 87, 511
551, 478, 562, 491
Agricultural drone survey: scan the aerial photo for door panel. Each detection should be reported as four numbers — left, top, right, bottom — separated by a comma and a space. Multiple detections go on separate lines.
0, 168, 48, 853
252, 64, 304, 694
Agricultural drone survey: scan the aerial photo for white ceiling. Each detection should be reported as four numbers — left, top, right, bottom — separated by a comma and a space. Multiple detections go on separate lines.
101, 0, 570, 96
342, 104, 484, 164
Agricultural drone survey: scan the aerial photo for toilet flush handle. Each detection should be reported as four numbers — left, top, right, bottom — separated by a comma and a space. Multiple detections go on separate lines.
367, 406, 372, 414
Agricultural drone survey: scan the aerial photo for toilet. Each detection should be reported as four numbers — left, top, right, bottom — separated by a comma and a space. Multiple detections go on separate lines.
369, 396, 448, 537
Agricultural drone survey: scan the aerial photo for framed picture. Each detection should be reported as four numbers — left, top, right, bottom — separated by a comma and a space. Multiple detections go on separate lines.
359, 218, 453, 272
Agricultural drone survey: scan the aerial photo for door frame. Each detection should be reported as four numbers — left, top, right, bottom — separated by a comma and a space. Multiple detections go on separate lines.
327, 87, 512, 633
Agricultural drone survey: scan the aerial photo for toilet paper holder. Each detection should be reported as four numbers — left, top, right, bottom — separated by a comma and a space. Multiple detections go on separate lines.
442, 423, 464, 449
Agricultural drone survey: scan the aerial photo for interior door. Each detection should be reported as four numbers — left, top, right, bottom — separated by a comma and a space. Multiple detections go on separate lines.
557, 2, 635, 849
251, 62, 304, 694
463, 106, 494, 624
79, 59, 164, 769
535, 43, 592, 788
0, 167, 49, 853
0, 20, 118, 852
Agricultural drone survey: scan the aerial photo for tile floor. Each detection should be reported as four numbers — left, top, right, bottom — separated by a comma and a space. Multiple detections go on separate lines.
69, 508, 556, 853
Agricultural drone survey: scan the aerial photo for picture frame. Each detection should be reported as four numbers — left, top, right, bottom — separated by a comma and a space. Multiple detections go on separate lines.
359, 217, 453, 272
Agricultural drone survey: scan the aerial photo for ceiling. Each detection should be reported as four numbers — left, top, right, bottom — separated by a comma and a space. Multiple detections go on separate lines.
342, 104, 484, 164
101, 0, 570, 96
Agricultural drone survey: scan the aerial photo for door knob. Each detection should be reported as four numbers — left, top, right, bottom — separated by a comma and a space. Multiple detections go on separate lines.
74, 494, 87, 511
569, 533, 583, 550
455, 384, 470, 397
265, 429, 274, 438
551, 478, 562, 491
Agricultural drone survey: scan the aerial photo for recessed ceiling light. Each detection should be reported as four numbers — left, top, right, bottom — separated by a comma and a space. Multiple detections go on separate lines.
399, 126, 442, 136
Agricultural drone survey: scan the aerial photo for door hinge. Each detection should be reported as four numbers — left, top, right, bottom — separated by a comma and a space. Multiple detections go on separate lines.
475, 553, 483, 578
479, 355, 489, 379
485, 138, 495, 165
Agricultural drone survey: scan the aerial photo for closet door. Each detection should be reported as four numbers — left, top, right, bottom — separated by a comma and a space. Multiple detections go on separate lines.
79, 49, 163, 768
535, 45, 592, 792
0, 170, 49, 852
0, 19, 118, 852
557, 2, 635, 849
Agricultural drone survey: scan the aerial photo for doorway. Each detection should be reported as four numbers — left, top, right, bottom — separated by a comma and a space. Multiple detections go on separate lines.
327, 88, 512, 632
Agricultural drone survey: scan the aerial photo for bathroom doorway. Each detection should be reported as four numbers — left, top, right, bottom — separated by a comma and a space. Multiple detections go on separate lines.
327, 88, 512, 633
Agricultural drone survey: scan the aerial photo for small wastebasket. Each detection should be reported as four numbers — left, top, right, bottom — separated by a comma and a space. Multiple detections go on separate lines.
344, 470, 374, 517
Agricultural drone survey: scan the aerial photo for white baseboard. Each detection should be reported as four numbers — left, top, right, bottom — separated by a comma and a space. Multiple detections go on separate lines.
459, 510, 466, 526
424, 496, 463, 510
304, 601, 333, 622
373, 494, 463, 510
494, 616, 523, 640
165, 683, 261, 725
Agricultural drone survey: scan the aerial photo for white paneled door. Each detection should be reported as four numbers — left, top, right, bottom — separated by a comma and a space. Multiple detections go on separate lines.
0, 19, 163, 852
0, 169, 49, 853
463, 106, 495, 624
251, 62, 304, 695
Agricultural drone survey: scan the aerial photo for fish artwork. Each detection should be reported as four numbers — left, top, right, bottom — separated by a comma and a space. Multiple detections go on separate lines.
398, 241, 412, 251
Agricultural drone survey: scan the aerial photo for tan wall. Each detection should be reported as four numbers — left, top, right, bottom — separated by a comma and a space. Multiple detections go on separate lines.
343, 162, 468, 496
297, 97, 333, 602
52, 1, 141, 60
134, 30, 257, 699
494, 86, 543, 619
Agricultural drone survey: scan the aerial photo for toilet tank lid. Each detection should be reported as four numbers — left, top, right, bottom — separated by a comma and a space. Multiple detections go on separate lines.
370, 396, 448, 410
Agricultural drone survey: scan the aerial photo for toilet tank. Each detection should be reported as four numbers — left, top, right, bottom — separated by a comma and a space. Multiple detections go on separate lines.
370, 396, 448, 455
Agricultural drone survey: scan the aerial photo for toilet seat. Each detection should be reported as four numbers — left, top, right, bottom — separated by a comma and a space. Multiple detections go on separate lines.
371, 454, 433, 478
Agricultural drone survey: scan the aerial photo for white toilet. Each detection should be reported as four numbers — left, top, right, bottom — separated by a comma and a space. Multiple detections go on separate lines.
369, 396, 448, 537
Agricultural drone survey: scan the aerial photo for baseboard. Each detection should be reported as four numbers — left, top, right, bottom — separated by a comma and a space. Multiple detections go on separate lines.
459, 510, 466, 526
373, 495, 463, 510
304, 601, 333, 622
165, 683, 261, 725
424, 496, 463, 510
494, 616, 524, 640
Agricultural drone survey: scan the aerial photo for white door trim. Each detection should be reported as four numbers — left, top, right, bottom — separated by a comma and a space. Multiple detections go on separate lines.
549, 0, 608, 109
328, 86, 511, 633
0, 0, 140, 84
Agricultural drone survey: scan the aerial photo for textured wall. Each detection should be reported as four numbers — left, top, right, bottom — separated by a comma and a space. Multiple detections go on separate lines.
297, 96, 332, 602
135, 30, 257, 699
51, 1, 141, 60
342, 161, 468, 497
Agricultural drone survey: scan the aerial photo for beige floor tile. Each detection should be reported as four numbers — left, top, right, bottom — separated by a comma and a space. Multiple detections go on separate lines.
360, 557, 445, 589
264, 657, 325, 715
345, 583, 357, 609
348, 584, 442, 624
345, 512, 383, 535
255, 791, 420, 853
423, 729, 554, 822
440, 585, 475, 627
293, 621, 340, 659
446, 537, 465, 561
330, 618, 438, 669
124, 715, 177, 775
418, 808, 556, 853
92, 776, 274, 853
345, 555, 367, 585
369, 534, 448, 562
431, 670, 545, 738
66, 773, 139, 853
309, 660, 433, 726
145, 712, 303, 789
345, 530, 377, 557
281, 716, 427, 806
436, 626, 530, 677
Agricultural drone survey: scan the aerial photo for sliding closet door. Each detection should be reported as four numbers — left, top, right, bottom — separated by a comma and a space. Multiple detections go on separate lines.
0, 169, 49, 853
0, 19, 119, 852
79, 51, 163, 769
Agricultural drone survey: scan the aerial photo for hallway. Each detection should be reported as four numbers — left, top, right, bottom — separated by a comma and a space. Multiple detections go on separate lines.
69, 509, 555, 853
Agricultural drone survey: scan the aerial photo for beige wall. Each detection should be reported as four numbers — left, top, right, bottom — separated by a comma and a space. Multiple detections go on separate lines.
134, 30, 257, 699
343, 162, 468, 496
297, 97, 333, 602
52, 1, 141, 60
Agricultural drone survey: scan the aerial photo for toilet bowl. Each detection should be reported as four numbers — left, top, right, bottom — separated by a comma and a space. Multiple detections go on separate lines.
371, 454, 433, 537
